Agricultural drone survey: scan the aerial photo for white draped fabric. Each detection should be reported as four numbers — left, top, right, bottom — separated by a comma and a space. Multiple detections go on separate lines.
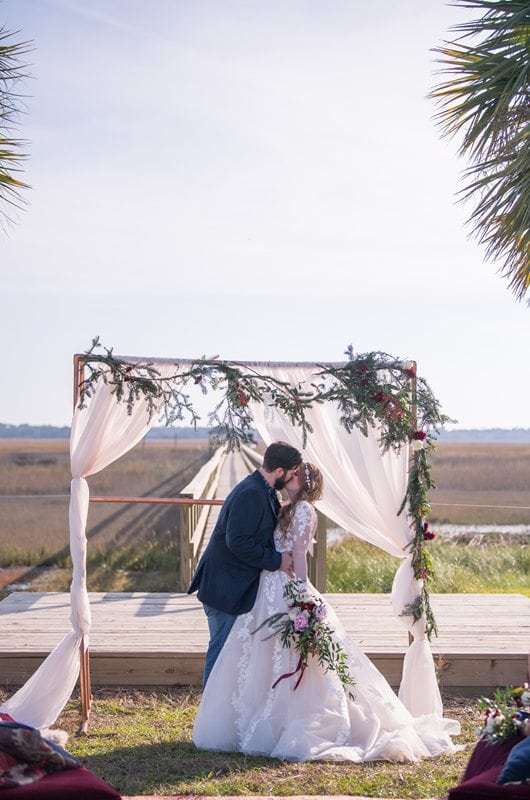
1, 379, 162, 728
249, 364, 442, 717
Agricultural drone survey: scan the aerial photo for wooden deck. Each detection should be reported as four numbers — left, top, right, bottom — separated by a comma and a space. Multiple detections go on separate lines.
1, 591, 528, 696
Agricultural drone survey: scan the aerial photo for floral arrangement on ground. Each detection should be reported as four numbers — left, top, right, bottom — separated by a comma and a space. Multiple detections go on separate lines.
478, 684, 530, 744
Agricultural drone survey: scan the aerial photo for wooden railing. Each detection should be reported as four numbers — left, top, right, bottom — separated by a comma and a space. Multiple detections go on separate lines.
178, 446, 227, 589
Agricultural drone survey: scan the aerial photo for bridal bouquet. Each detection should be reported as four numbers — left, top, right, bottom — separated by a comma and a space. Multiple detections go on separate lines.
253, 579, 355, 696
478, 685, 530, 744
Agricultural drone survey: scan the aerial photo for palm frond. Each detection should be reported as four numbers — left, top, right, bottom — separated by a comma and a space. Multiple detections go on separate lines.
0, 25, 32, 226
431, 0, 530, 300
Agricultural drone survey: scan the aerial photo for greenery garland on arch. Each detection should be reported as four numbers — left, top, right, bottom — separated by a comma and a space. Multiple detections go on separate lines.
78, 337, 452, 639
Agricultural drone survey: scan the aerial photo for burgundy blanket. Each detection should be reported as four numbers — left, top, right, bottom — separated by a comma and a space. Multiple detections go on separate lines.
448, 738, 530, 799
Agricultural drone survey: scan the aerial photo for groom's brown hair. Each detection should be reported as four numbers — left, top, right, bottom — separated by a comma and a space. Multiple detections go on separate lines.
262, 441, 302, 471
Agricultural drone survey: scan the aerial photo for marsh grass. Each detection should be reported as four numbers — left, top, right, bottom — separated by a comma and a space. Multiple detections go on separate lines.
327, 536, 530, 597
0, 440, 210, 593
429, 536, 530, 595
0, 686, 479, 798
430, 443, 530, 525
2, 440, 529, 597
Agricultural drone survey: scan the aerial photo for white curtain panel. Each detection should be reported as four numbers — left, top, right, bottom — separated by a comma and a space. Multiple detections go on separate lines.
1, 376, 163, 728
248, 364, 442, 717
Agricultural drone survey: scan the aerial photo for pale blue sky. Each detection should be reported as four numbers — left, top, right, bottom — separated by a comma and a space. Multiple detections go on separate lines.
1, 0, 528, 428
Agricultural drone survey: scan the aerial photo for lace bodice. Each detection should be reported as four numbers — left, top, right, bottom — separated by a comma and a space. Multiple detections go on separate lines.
273, 500, 317, 581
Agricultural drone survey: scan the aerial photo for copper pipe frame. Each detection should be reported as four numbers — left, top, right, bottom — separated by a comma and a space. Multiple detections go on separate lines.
79, 637, 91, 735
408, 362, 417, 648
90, 496, 223, 505
73, 355, 92, 735
71, 351, 419, 712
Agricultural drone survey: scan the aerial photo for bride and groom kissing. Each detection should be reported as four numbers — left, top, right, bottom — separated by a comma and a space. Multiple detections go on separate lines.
187, 441, 460, 763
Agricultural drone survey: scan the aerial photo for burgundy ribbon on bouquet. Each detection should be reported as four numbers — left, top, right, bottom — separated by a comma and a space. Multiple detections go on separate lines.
272, 655, 304, 690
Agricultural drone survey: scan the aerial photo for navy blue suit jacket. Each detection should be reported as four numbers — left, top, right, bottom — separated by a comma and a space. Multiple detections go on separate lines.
187, 470, 281, 614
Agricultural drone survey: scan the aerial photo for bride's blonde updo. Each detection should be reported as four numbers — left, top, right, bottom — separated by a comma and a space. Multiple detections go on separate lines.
278, 461, 323, 533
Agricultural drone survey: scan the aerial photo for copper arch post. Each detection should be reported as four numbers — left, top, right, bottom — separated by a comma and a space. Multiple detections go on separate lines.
72, 355, 92, 735
408, 363, 417, 647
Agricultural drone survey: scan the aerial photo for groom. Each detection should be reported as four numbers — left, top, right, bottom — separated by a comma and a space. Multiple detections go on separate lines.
188, 440, 302, 686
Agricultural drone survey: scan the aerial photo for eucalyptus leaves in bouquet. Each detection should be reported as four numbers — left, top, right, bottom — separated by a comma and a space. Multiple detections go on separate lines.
252, 579, 355, 697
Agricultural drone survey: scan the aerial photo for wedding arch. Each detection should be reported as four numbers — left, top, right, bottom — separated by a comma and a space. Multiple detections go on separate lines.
1, 338, 450, 729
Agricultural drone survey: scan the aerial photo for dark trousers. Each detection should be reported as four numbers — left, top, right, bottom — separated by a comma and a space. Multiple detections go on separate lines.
202, 604, 237, 688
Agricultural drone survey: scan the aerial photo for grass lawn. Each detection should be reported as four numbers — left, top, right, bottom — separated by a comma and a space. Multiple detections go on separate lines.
12, 687, 483, 799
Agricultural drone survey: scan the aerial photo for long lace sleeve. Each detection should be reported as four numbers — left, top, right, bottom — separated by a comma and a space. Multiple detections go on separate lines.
290, 501, 317, 580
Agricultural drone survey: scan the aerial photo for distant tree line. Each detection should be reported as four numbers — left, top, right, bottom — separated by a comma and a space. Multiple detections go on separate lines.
438, 428, 530, 443
0, 423, 211, 439
0, 423, 71, 438
1, 422, 529, 442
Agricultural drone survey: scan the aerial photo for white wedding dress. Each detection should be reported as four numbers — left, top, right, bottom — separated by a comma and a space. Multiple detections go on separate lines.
193, 501, 461, 762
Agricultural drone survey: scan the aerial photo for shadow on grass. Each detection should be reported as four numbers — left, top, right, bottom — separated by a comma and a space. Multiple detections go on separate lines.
83, 740, 279, 796
78, 739, 471, 799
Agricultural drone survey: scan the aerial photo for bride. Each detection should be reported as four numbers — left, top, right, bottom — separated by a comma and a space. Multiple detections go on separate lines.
193, 461, 460, 762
